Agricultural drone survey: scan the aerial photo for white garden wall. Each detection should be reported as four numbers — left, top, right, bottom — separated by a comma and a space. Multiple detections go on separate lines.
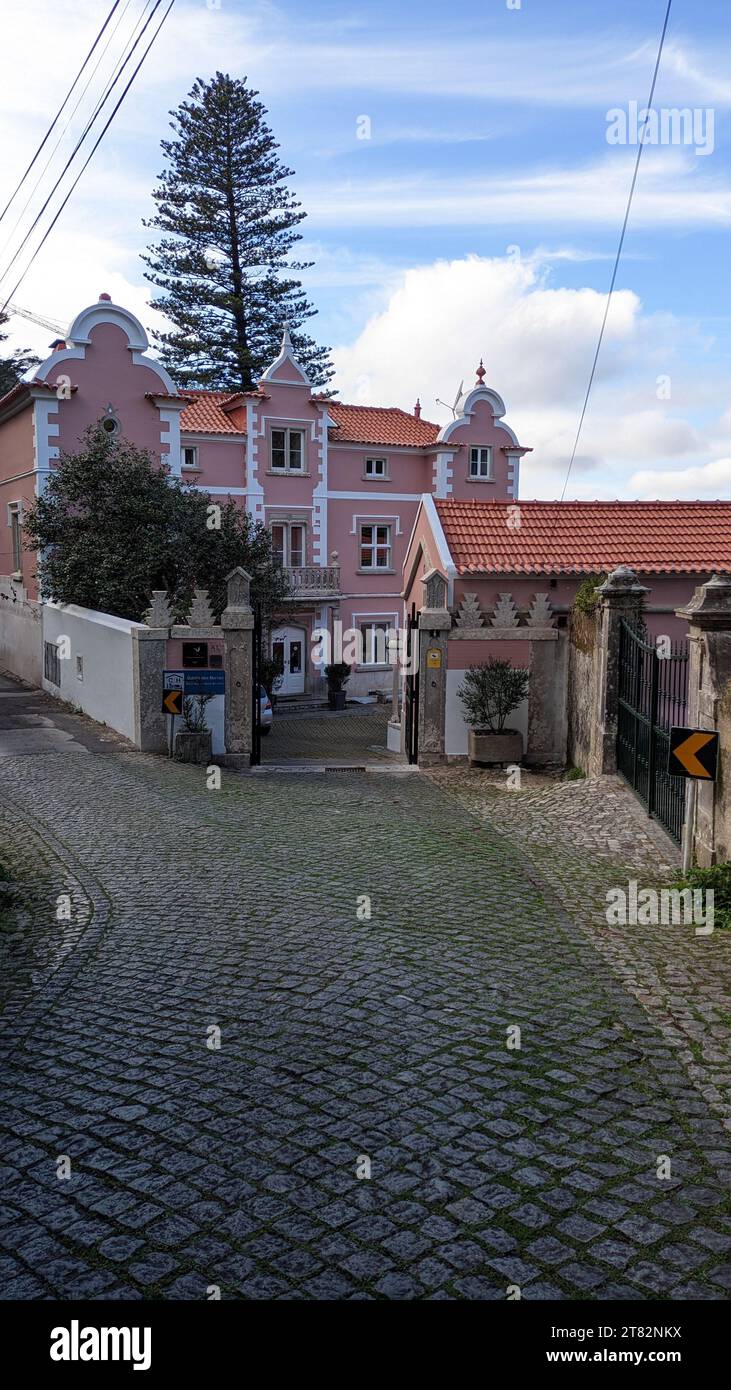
0, 577, 42, 685
42, 602, 145, 742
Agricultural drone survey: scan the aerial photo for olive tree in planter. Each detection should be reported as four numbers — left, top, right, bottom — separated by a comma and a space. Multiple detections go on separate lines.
175, 694, 214, 764
325, 662, 351, 711
458, 658, 530, 765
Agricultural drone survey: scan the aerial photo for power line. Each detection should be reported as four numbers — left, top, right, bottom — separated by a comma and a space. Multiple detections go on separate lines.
0, 0, 175, 317
555, 0, 673, 505
0, 0, 138, 267
0, 0, 160, 295
0, 0, 123, 228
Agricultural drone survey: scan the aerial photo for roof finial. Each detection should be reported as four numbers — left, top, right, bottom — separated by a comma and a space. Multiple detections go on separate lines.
414, 397, 421, 420
280, 321, 293, 350
476, 358, 486, 385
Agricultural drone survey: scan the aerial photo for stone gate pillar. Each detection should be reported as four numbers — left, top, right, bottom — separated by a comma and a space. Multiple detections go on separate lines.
590, 565, 649, 776
221, 567, 254, 760
677, 574, 731, 865
417, 568, 451, 765
132, 590, 171, 753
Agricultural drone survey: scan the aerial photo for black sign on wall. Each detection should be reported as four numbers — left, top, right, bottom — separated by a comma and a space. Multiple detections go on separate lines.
182, 641, 208, 668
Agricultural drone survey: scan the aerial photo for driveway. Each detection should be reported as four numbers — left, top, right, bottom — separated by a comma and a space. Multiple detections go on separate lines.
0, 681, 729, 1300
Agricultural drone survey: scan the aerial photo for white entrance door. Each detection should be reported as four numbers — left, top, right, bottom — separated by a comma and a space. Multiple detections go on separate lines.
271, 626, 306, 695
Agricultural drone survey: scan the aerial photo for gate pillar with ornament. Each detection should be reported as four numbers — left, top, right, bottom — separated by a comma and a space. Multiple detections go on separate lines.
417, 568, 451, 766
590, 565, 649, 777
677, 574, 731, 866
221, 567, 255, 763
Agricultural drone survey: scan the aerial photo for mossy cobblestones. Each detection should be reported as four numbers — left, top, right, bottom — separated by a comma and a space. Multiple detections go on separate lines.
0, 743, 729, 1300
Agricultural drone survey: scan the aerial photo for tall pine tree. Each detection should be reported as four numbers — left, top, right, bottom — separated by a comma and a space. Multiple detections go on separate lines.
142, 73, 332, 391
0, 311, 38, 398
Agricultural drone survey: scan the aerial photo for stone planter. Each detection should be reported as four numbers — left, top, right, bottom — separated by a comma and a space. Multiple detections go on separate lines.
468, 728, 522, 766
328, 690, 347, 711
174, 730, 212, 764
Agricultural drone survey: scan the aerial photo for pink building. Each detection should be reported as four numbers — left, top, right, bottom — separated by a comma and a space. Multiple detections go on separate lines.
0, 295, 530, 696
2, 293, 730, 699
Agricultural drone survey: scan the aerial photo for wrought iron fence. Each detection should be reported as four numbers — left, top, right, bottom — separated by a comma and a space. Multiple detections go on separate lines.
616, 618, 689, 842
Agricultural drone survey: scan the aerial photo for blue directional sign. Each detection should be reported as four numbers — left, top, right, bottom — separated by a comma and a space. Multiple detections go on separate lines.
164, 669, 225, 696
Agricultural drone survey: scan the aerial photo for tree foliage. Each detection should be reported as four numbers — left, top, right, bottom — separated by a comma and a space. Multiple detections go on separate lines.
23, 426, 290, 622
142, 72, 332, 391
0, 311, 39, 398
457, 659, 530, 733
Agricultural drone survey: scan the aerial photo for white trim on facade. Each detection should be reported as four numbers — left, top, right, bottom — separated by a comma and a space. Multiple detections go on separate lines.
32, 398, 60, 495
259, 326, 311, 386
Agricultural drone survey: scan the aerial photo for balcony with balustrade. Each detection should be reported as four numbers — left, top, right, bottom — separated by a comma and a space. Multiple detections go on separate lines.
284, 556, 341, 599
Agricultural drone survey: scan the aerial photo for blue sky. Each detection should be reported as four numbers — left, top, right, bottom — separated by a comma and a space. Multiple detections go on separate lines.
2, 0, 731, 498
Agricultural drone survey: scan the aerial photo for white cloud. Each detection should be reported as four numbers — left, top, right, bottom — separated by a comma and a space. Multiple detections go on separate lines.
301, 152, 731, 229
331, 251, 727, 500
629, 457, 731, 499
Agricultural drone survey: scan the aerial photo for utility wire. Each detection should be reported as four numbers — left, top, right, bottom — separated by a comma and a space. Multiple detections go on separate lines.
0, 0, 175, 317
0, 0, 122, 227
0, 0, 160, 295
0, 0, 138, 267
554, 0, 673, 507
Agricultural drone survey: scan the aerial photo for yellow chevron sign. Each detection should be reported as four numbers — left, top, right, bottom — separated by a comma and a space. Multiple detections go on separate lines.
162, 688, 183, 716
668, 727, 719, 781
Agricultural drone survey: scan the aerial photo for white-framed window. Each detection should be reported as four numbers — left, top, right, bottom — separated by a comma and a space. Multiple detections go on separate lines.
360, 522, 392, 570
364, 456, 388, 479
181, 445, 199, 470
8, 502, 22, 573
469, 446, 493, 479
271, 521, 306, 568
271, 428, 304, 471
359, 620, 392, 666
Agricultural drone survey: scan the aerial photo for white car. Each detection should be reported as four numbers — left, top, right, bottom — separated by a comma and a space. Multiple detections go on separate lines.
260, 686, 273, 734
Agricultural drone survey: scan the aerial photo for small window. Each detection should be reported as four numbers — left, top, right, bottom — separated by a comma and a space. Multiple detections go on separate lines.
100, 404, 120, 436
360, 523, 392, 570
364, 457, 387, 478
44, 641, 61, 687
271, 428, 304, 470
181, 445, 199, 470
9, 504, 22, 573
469, 446, 492, 479
76, 655, 84, 682
360, 621, 392, 665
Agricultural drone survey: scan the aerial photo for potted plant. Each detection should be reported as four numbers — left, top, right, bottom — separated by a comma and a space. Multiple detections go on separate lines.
174, 693, 214, 764
325, 661, 351, 711
458, 658, 529, 765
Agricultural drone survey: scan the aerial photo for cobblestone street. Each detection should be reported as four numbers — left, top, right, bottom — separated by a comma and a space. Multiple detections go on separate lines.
1, 686, 730, 1301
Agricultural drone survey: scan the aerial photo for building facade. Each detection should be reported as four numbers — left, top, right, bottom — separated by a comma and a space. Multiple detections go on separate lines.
0, 295, 530, 696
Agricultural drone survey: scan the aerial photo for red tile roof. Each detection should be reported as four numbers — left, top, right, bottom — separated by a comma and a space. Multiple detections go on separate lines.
434, 499, 731, 575
179, 390, 247, 434
327, 401, 440, 447
179, 391, 441, 445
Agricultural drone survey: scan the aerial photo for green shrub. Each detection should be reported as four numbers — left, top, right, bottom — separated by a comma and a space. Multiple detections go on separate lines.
572, 574, 607, 615
671, 861, 731, 930
565, 765, 586, 781
458, 659, 530, 733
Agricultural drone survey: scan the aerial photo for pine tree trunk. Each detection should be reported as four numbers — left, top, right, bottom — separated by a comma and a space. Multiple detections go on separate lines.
224, 112, 252, 391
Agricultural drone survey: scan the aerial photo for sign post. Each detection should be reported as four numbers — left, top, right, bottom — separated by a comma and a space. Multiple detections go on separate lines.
668, 726, 719, 873
162, 672, 185, 759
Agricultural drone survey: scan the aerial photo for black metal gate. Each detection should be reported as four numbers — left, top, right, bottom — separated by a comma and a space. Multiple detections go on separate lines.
616, 618, 689, 842
250, 605, 262, 767
404, 602, 420, 765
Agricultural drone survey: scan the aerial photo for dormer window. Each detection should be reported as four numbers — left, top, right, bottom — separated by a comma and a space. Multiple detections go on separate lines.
181, 445, 199, 470
271, 428, 304, 471
364, 456, 388, 479
469, 446, 493, 480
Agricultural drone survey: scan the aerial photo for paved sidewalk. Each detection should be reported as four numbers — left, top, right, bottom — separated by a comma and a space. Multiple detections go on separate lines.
261, 703, 393, 763
0, 696, 729, 1300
